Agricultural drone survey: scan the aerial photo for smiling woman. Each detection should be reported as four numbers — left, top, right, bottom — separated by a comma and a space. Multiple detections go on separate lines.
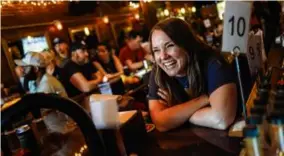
148, 18, 238, 132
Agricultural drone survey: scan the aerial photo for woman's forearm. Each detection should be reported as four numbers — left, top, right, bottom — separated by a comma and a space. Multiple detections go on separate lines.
151, 95, 209, 132
189, 106, 235, 130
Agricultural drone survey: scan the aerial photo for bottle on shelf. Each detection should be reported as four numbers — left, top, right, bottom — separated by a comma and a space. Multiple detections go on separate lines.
246, 115, 268, 149
267, 112, 284, 155
243, 125, 264, 156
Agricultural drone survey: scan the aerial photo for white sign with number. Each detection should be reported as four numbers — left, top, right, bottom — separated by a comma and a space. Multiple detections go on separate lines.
246, 31, 263, 76
203, 19, 211, 28
222, 1, 251, 53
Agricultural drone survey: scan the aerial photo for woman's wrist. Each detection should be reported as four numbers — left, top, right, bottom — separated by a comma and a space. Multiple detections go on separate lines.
198, 95, 209, 107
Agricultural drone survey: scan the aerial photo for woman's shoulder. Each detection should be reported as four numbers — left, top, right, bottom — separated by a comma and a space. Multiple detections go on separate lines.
204, 56, 236, 95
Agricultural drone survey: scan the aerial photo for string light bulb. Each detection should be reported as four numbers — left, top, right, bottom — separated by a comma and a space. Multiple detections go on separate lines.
134, 14, 140, 20
164, 9, 169, 16
27, 36, 33, 41
191, 6, 196, 13
84, 27, 90, 36
103, 16, 109, 24
180, 7, 185, 14
54, 20, 63, 30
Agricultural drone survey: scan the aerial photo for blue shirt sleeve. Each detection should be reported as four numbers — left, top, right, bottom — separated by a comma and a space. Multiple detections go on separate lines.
207, 59, 236, 95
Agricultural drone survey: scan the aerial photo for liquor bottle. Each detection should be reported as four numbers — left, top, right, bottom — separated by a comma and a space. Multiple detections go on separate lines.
267, 112, 284, 155
246, 115, 268, 149
243, 125, 264, 156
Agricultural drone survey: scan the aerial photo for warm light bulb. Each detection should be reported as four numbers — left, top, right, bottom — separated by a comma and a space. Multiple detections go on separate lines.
103, 16, 109, 24
83, 145, 87, 149
164, 9, 169, 16
84, 27, 90, 36
180, 8, 185, 14
27, 36, 33, 41
54, 20, 63, 30
135, 14, 140, 20
192, 6, 196, 13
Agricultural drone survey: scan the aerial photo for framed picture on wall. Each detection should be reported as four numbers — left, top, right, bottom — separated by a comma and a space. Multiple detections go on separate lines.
96, 22, 115, 43
68, 25, 98, 42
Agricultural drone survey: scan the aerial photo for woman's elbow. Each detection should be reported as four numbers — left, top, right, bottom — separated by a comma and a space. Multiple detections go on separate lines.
151, 116, 171, 132
215, 114, 235, 130
155, 124, 171, 132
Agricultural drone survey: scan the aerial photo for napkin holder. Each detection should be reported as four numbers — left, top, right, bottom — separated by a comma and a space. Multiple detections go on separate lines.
89, 95, 147, 155
119, 110, 148, 154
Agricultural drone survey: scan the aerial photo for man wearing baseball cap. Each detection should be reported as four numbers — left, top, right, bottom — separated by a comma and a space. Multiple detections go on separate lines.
53, 37, 70, 68
14, 52, 67, 97
61, 41, 103, 97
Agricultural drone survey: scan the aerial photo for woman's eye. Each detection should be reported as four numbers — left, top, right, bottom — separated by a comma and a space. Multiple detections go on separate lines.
153, 50, 160, 53
166, 44, 174, 48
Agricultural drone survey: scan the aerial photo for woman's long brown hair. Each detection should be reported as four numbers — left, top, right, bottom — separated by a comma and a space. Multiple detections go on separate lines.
149, 18, 218, 105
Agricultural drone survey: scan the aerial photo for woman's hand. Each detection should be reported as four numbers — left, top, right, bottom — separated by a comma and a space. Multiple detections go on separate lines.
157, 88, 170, 105
196, 94, 210, 107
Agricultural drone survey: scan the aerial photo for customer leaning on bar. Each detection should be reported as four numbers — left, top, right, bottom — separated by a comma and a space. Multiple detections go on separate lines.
148, 18, 237, 132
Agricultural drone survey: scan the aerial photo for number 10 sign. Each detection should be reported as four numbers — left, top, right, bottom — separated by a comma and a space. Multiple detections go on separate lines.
222, 1, 251, 53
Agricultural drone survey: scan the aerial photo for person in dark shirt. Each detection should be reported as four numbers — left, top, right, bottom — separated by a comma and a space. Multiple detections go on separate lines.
148, 18, 237, 132
93, 42, 124, 80
53, 38, 70, 68
93, 42, 125, 95
61, 41, 103, 97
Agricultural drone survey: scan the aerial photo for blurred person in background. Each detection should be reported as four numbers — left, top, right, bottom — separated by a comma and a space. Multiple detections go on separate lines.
61, 41, 103, 97
93, 42, 124, 80
119, 30, 147, 71
93, 42, 125, 94
148, 18, 237, 132
14, 65, 30, 93
53, 38, 70, 68
14, 52, 72, 133
254, 1, 281, 55
14, 52, 67, 96
213, 21, 223, 48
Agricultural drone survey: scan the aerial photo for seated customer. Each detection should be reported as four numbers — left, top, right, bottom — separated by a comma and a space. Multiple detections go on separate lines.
93, 42, 124, 80
53, 38, 70, 68
14, 52, 67, 97
119, 30, 146, 71
93, 42, 125, 94
14, 52, 72, 133
148, 18, 237, 132
61, 41, 103, 97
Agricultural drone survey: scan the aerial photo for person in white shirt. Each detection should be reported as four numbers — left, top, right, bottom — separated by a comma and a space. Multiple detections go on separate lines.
15, 52, 67, 96
14, 52, 74, 134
